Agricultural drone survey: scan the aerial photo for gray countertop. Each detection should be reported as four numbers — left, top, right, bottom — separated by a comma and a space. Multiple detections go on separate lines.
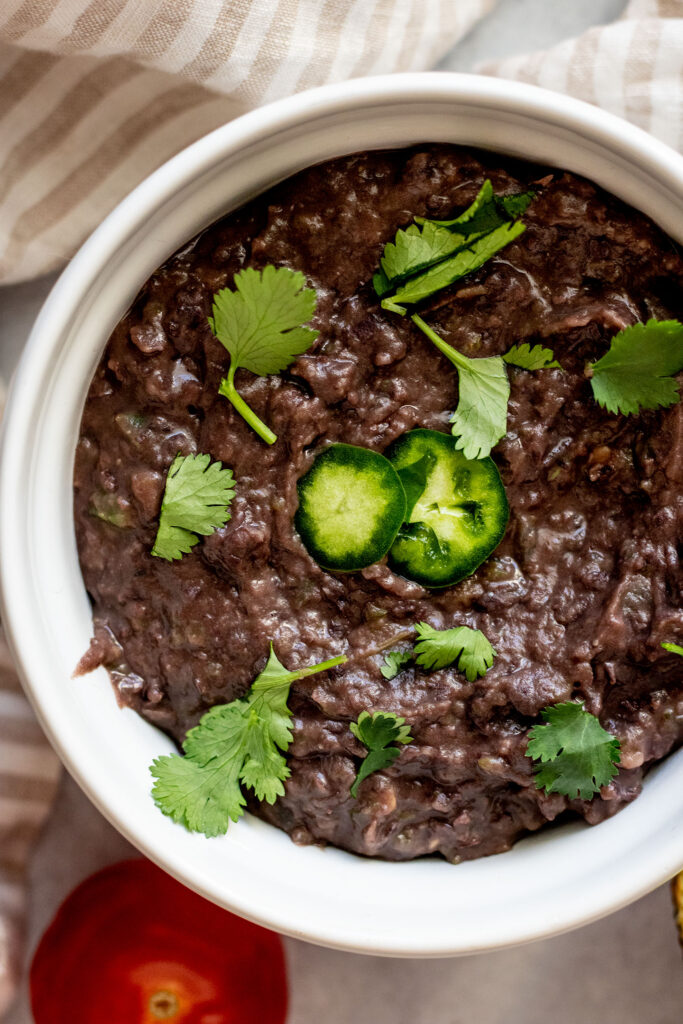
2, 0, 682, 1020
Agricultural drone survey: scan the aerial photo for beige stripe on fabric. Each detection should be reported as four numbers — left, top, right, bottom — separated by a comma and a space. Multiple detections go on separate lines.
260, 0, 323, 101
20, 93, 241, 280
0, 880, 24, 917
0, 858, 30, 887
405, 0, 443, 72
135, 0, 198, 64
0, 693, 39, 728
0, 741, 61, 780
0, 49, 105, 157
0, 797, 56, 827
0, 773, 55, 804
0, 0, 56, 44
366, 0, 413, 76
482, 0, 683, 150
566, 26, 601, 106
391, 3, 430, 80
0, 666, 23, 694
1, 60, 176, 228
0, 714, 52, 746
93, 0, 172, 58
156, 0, 225, 76
325, 0, 384, 84
356, 3, 404, 78
233, 0, 299, 104
204, 0, 282, 95
0, 860, 24, 892
652, 0, 679, 15
625, 15, 658, 130
352, 1, 402, 81
2, 819, 58, 870
182, 0, 252, 84
59, 0, 130, 54
0, 80, 220, 277
0, 69, 159, 263
648, 10, 683, 148
0, 56, 140, 208
296, 0, 353, 92
0, 48, 60, 115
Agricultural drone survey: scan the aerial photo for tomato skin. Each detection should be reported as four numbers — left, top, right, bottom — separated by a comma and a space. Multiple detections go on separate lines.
30, 859, 287, 1024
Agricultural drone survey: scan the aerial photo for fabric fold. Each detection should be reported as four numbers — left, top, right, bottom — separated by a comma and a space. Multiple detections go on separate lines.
480, 0, 683, 148
0, 0, 494, 283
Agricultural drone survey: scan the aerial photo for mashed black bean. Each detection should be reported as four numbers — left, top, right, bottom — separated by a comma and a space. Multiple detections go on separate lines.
74, 146, 683, 862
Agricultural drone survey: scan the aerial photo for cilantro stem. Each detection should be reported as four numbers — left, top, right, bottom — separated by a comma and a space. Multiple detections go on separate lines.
411, 314, 471, 371
295, 654, 347, 679
219, 363, 278, 446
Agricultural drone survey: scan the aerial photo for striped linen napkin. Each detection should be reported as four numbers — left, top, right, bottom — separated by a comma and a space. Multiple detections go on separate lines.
0, 0, 494, 285
0, 630, 59, 1016
0, 0, 682, 1016
480, 0, 683, 149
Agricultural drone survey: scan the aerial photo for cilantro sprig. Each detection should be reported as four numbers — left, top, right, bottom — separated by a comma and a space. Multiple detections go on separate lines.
379, 623, 495, 681
419, 180, 535, 233
373, 221, 470, 297
382, 222, 526, 315
504, 342, 561, 370
413, 622, 495, 681
374, 180, 533, 315
588, 319, 683, 416
411, 314, 509, 460
349, 711, 412, 798
152, 453, 235, 561
151, 646, 346, 836
525, 701, 620, 800
209, 266, 319, 445
662, 641, 683, 657
380, 650, 413, 680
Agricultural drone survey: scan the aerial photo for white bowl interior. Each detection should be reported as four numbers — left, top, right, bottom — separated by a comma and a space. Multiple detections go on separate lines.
2, 75, 682, 956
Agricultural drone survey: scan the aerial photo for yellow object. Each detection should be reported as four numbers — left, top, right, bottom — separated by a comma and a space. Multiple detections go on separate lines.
673, 872, 683, 948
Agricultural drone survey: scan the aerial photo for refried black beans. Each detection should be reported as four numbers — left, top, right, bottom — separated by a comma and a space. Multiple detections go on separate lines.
74, 146, 683, 862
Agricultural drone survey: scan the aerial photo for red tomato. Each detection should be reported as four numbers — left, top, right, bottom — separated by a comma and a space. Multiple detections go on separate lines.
30, 858, 288, 1024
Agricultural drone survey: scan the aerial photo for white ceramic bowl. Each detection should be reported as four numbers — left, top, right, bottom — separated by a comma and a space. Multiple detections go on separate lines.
2, 73, 682, 957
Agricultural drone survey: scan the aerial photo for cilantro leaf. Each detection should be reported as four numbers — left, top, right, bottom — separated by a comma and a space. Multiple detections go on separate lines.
413, 621, 495, 681
380, 650, 413, 680
412, 314, 509, 459
421, 181, 535, 236
498, 191, 537, 220
448, 355, 510, 461
151, 704, 249, 836
503, 342, 562, 370
589, 319, 683, 416
209, 265, 319, 444
377, 221, 475, 293
349, 711, 412, 798
525, 701, 620, 800
152, 453, 235, 561
382, 220, 526, 314
374, 182, 495, 298
151, 646, 346, 836
662, 641, 683, 657
417, 179, 495, 231
375, 182, 533, 314
372, 266, 392, 298
210, 266, 318, 376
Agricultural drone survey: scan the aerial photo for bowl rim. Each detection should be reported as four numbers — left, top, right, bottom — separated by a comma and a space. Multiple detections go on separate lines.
2, 72, 683, 957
